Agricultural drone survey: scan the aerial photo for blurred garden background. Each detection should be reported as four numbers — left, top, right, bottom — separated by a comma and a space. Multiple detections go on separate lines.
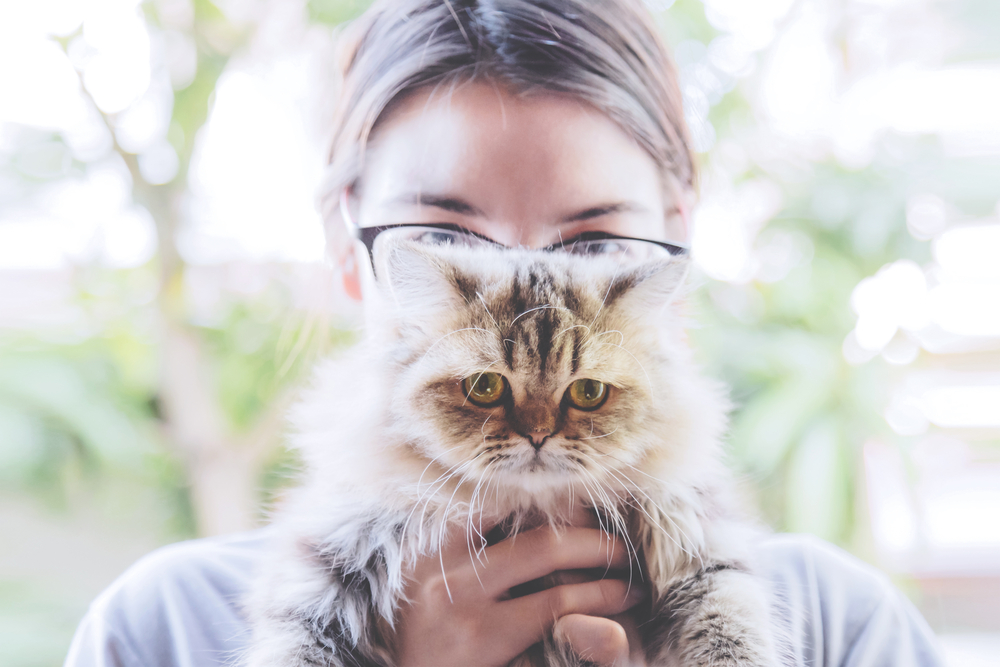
1, 0, 998, 664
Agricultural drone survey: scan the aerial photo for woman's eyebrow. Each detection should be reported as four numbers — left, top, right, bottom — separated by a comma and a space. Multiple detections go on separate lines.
560, 201, 646, 222
392, 193, 484, 216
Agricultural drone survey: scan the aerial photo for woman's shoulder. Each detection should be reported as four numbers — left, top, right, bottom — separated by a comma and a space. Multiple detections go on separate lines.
756, 532, 896, 595
94, 527, 271, 612
754, 533, 944, 666
65, 528, 273, 667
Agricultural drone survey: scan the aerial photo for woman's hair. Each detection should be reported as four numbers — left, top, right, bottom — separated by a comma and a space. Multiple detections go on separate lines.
321, 0, 693, 237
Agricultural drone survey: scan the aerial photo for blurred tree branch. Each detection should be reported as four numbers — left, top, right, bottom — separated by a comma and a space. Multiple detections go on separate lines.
58, 2, 287, 535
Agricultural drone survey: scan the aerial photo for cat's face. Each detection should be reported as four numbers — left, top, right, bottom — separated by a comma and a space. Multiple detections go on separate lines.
374, 241, 691, 500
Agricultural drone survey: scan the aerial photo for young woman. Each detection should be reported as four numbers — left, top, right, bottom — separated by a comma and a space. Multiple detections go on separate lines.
65, 1, 943, 665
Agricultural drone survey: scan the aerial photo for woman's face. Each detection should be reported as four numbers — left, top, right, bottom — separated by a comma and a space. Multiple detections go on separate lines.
347, 81, 686, 296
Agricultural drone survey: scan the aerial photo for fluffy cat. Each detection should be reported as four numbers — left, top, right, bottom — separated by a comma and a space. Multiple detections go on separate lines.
245, 240, 781, 666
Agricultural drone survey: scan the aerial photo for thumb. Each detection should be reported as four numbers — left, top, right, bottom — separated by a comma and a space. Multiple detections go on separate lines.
553, 614, 631, 666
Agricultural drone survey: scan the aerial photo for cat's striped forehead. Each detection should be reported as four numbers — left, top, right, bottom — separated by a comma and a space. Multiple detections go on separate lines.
493, 263, 587, 375
383, 241, 684, 387
454, 256, 626, 380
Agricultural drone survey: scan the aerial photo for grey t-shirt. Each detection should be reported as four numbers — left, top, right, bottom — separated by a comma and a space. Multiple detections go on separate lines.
63, 530, 944, 666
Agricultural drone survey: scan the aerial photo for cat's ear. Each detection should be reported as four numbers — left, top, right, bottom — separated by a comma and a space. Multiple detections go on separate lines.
371, 240, 472, 324
609, 255, 690, 314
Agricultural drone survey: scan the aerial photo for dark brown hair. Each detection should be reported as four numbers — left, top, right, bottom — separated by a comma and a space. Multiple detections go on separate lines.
322, 0, 694, 235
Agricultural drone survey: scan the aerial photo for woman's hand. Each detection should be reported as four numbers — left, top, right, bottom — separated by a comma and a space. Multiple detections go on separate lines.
393, 515, 647, 667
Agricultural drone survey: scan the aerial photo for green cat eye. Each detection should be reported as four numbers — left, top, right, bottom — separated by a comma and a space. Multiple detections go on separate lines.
463, 372, 508, 407
566, 379, 608, 410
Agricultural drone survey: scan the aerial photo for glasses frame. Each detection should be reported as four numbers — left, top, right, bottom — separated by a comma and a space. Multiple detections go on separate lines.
340, 190, 689, 274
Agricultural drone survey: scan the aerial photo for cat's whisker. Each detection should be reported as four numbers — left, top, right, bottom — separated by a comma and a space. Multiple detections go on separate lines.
403, 459, 463, 547
589, 252, 629, 328
576, 471, 638, 590
602, 452, 672, 488
465, 461, 497, 587
593, 483, 650, 591
580, 478, 637, 587
438, 451, 491, 565
417, 327, 499, 367
594, 328, 626, 347
476, 292, 502, 331
575, 472, 612, 544
593, 341, 654, 399
480, 413, 493, 440
467, 459, 496, 538
482, 467, 505, 556
510, 303, 571, 326
437, 548, 454, 603
414, 445, 463, 495
579, 426, 618, 440
481, 463, 502, 530
409, 452, 472, 513
578, 471, 625, 546
621, 477, 701, 566
408, 452, 488, 554
401, 445, 468, 549
603, 464, 703, 569
471, 469, 496, 563
553, 323, 591, 340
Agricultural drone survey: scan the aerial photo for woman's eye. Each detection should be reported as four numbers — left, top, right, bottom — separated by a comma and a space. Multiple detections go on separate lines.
462, 372, 508, 406
412, 230, 459, 246
574, 241, 626, 255
402, 228, 486, 248
566, 379, 609, 410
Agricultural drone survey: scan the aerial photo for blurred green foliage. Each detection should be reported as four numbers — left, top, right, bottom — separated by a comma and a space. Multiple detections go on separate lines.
2, 0, 986, 559
308, 0, 372, 25
5, 0, 989, 549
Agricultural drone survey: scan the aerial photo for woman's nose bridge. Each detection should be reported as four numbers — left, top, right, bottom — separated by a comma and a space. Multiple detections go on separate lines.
478, 219, 553, 250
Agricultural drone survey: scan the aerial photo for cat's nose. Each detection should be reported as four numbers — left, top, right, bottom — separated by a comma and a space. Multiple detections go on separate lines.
526, 431, 551, 449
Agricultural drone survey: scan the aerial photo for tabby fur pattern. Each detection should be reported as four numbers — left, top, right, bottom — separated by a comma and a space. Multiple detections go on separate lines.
245, 241, 782, 666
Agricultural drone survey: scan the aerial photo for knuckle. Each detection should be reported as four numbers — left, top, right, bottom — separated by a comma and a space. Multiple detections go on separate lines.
528, 529, 561, 568
453, 613, 482, 640
551, 585, 573, 617
539, 529, 560, 557
600, 580, 626, 610
421, 575, 454, 611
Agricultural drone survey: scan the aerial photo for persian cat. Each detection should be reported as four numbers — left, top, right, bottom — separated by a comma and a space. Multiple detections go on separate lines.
246, 240, 781, 666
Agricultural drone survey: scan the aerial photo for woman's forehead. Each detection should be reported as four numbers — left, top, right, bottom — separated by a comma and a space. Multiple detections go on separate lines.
358, 82, 667, 235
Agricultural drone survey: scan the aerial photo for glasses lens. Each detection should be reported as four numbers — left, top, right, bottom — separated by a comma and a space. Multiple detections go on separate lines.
368, 226, 498, 277
562, 238, 674, 263
373, 226, 492, 255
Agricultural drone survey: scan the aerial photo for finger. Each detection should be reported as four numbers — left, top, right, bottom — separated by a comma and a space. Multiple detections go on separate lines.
553, 615, 630, 667
503, 577, 648, 629
476, 527, 632, 596
474, 584, 644, 666
568, 503, 601, 528
406, 512, 504, 579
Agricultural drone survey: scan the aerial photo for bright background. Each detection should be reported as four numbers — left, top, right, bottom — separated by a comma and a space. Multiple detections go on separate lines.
1, 0, 998, 665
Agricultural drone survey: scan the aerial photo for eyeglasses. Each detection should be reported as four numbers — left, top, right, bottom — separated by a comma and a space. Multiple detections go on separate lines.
340, 191, 689, 275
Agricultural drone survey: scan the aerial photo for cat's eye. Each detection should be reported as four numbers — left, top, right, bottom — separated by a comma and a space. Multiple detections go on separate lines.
566, 379, 608, 410
462, 372, 508, 407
